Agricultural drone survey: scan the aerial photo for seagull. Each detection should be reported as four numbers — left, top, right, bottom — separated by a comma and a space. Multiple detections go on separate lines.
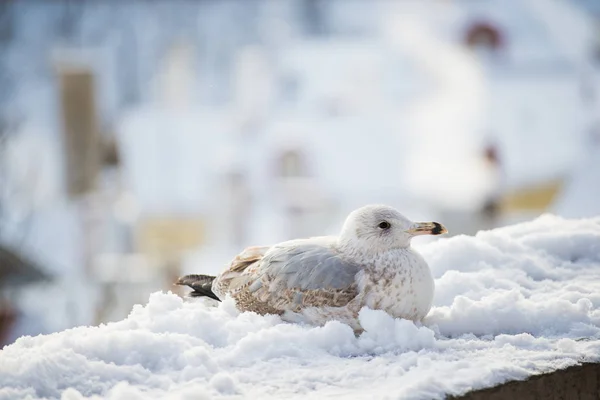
176, 204, 447, 330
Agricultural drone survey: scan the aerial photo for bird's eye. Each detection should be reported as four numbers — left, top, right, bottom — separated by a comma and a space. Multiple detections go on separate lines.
378, 221, 391, 230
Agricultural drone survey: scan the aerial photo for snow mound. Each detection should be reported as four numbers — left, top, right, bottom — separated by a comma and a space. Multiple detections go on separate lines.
1, 215, 600, 399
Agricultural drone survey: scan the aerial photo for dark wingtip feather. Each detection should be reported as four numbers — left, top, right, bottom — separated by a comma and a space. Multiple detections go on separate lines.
175, 274, 221, 301
176, 274, 212, 286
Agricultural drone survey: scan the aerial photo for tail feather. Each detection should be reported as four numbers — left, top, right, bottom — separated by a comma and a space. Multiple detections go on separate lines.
175, 274, 221, 301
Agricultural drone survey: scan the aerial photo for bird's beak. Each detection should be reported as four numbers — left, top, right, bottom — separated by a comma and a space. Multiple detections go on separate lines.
406, 222, 448, 236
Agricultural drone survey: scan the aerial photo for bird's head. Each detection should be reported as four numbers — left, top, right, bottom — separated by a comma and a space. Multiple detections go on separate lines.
338, 204, 447, 254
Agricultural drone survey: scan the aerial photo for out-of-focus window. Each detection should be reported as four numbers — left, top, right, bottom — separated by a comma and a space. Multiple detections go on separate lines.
278, 149, 306, 178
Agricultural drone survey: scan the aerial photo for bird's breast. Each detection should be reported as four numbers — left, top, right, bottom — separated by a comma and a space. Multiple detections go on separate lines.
357, 250, 434, 321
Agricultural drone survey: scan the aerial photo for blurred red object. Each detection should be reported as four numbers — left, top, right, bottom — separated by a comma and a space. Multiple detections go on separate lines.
0, 303, 16, 348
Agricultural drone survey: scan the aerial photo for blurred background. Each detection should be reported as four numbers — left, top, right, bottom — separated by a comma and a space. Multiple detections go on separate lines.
1, 0, 599, 346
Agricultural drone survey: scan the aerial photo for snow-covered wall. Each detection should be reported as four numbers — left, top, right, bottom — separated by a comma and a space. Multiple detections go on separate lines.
1, 215, 599, 399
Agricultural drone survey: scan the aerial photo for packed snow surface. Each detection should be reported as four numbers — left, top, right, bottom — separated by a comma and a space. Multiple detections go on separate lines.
1, 215, 600, 400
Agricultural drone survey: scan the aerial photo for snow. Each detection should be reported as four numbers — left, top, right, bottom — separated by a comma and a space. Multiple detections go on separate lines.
2, 215, 600, 399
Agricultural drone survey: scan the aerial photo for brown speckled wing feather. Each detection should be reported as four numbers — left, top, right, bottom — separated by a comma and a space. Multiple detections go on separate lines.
212, 246, 270, 299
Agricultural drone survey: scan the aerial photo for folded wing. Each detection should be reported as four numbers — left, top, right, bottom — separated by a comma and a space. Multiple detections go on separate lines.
216, 240, 361, 314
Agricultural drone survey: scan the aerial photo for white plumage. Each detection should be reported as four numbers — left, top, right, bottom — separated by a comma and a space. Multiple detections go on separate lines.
177, 204, 447, 331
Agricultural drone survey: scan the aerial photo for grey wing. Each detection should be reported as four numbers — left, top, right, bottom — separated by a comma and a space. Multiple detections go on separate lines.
246, 243, 362, 312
